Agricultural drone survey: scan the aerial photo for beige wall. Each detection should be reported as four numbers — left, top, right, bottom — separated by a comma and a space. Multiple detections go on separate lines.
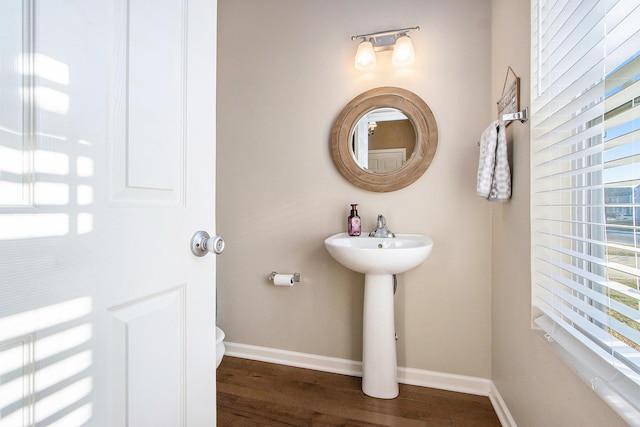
217, 0, 492, 378
217, 1, 627, 424
489, 0, 627, 425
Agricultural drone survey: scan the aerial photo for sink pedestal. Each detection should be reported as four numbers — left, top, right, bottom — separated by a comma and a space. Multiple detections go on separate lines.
324, 232, 434, 400
362, 273, 398, 399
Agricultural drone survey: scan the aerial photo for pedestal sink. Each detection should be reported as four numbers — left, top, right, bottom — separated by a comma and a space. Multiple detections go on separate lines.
324, 232, 433, 399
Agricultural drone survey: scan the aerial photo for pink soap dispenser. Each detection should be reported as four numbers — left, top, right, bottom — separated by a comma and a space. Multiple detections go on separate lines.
348, 204, 361, 236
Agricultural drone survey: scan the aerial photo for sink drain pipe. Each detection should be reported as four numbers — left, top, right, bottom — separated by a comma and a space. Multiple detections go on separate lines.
393, 274, 398, 341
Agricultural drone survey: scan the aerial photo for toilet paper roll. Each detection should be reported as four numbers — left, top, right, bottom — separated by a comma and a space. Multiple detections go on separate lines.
273, 274, 295, 286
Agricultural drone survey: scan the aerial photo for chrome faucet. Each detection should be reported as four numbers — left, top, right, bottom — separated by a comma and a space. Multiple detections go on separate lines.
369, 214, 395, 238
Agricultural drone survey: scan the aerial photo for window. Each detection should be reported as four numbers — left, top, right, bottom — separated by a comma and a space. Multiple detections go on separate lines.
531, 1, 640, 423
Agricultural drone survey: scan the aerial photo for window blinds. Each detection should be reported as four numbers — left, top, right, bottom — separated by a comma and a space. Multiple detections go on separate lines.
531, 0, 640, 422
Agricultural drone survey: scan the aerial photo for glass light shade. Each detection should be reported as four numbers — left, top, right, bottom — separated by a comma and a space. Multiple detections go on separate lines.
391, 36, 415, 67
354, 40, 376, 71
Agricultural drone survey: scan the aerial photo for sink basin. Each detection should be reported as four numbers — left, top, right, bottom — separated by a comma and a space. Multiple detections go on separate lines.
324, 232, 434, 399
324, 233, 433, 275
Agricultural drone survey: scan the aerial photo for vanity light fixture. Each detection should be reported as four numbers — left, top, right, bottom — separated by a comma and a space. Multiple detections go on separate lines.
352, 26, 419, 71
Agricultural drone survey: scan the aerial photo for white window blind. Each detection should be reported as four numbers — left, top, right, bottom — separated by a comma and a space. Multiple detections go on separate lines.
531, 0, 640, 424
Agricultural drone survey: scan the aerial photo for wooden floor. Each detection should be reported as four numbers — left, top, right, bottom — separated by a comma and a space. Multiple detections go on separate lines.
217, 357, 501, 426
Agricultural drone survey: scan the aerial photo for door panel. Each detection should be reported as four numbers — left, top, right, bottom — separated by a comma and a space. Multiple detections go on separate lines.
109, 287, 186, 426
0, 1, 217, 425
112, 0, 186, 203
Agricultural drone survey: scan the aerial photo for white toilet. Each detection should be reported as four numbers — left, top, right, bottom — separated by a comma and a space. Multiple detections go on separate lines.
215, 326, 225, 369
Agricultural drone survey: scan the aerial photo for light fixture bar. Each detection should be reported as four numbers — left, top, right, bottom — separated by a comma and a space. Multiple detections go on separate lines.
351, 26, 420, 42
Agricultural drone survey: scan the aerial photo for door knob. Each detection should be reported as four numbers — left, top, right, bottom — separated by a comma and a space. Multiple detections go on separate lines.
191, 231, 225, 256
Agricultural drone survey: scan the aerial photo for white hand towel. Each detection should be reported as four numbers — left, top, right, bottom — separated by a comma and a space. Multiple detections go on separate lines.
476, 120, 511, 201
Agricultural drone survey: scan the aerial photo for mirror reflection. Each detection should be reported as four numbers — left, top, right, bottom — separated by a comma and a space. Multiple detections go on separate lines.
350, 108, 416, 174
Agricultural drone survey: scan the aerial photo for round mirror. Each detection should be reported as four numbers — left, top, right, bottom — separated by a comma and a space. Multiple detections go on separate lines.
331, 87, 438, 192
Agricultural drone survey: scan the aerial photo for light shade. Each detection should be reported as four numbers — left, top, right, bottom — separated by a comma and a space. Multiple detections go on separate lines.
391, 36, 415, 67
354, 40, 376, 71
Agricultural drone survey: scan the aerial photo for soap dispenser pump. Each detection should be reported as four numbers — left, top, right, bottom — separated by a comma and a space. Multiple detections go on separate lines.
348, 204, 361, 236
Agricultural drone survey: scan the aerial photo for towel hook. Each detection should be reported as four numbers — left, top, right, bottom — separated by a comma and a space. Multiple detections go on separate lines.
501, 107, 528, 123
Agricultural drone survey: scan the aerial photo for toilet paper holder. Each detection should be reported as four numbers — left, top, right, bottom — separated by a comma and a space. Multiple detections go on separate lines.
268, 271, 301, 283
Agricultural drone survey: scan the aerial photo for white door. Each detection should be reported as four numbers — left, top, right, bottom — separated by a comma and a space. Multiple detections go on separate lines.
367, 149, 406, 173
0, 1, 218, 426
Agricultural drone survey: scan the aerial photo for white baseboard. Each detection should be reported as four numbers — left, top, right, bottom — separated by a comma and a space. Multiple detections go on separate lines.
226, 341, 492, 397
224, 341, 362, 377
489, 381, 518, 427
397, 365, 490, 396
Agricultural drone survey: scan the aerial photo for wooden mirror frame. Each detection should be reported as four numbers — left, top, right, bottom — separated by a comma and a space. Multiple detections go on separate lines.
331, 87, 438, 192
